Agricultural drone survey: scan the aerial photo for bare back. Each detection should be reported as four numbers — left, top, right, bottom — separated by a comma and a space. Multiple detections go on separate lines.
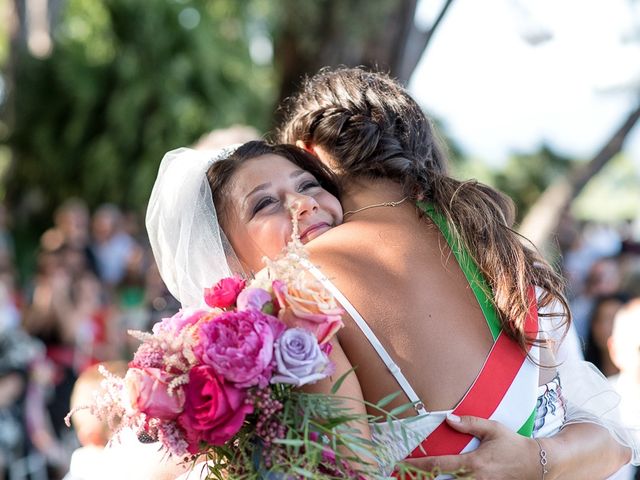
306, 185, 495, 415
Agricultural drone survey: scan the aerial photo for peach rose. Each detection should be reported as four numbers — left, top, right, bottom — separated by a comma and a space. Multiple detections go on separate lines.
272, 279, 343, 345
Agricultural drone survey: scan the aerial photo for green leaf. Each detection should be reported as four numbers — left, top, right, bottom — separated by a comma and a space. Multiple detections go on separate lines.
374, 390, 402, 409
330, 367, 357, 394
388, 401, 416, 418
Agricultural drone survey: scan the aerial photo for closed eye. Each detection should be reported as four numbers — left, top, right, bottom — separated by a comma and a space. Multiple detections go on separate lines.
252, 197, 278, 216
298, 179, 321, 192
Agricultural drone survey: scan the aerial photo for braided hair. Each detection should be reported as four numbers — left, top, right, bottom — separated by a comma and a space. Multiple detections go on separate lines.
278, 67, 569, 351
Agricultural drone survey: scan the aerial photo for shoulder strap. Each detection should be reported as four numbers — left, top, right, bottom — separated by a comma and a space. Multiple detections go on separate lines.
297, 257, 428, 416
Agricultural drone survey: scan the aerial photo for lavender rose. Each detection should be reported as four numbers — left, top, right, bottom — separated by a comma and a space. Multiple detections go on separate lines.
236, 287, 273, 313
271, 328, 334, 386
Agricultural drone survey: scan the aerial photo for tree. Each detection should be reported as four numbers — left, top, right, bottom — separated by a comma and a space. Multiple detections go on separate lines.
519, 103, 640, 250
1, 0, 456, 277
516, 0, 640, 251
493, 145, 574, 223
3, 0, 275, 222
272, 0, 454, 118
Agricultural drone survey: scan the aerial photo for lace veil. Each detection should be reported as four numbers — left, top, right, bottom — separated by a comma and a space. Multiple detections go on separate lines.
145, 147, 244, 309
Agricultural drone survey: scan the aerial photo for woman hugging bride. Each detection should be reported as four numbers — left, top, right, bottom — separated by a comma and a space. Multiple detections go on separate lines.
136, 67, 638, 479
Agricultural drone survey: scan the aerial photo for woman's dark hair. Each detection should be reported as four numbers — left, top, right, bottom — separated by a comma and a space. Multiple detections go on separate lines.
278, 66, 569, 351
584, 293, 630, 370
206, 140, 340, 227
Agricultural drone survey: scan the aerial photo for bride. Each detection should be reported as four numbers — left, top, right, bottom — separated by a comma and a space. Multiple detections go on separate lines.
145, 71, 638, 478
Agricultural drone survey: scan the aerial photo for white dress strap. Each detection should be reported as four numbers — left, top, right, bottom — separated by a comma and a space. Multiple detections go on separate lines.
297, 257, 428, 416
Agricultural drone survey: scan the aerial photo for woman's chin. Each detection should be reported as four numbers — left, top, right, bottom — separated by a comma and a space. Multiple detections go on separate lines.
300, 225, 332, 244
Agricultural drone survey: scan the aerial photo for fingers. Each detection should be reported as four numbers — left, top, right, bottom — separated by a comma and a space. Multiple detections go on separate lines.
445, 413, 501, 440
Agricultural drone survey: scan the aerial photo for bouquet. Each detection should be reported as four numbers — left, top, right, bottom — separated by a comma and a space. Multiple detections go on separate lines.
67, 240, 440, 479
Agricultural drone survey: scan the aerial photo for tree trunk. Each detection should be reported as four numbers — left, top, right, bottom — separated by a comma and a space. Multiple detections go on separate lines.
273, 0, 455, 122
519, 102, 640, 251
396, 0, 455, 84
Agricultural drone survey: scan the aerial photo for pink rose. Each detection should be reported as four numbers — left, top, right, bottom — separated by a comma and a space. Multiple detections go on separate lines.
236, 287, 273, 312
204, 276, 246, 309
123, 367, 184, 420
272, 280, 344, 345
152, 308, 208, 336
179, 365, 252, 452
196, 309, 285, 388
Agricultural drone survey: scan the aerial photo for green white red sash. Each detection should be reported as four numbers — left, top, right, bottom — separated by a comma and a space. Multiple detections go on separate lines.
405, 203, 540, 458
406, 288, 539, 457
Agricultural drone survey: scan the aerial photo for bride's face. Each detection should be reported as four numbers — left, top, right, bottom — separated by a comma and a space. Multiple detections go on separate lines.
223, 154, 342, 272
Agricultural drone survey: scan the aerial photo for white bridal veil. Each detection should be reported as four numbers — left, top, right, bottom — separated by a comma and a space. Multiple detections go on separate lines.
145, 147, 244, 309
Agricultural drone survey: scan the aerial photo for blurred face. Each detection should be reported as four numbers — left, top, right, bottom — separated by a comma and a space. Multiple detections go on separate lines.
610, 301, 640, 376
591, 299, 623, 350
92, 211, 117, 242
58, 207, 89, 247
224, 154, 342, 272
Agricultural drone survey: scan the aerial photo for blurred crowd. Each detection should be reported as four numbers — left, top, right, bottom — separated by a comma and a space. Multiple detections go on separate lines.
0, 199, 179, 480
0, 198, 639, 479
562, 216, 640, 479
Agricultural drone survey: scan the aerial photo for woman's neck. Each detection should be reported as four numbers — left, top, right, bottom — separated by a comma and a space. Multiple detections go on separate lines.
340, 178, 407, 216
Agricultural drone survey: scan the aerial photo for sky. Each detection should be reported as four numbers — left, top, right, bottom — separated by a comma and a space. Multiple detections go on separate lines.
410, 0, 640, 168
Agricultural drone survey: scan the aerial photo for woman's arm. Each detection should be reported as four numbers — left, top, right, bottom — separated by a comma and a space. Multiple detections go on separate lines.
404, 414, 631, 480
302, 337, 376, 466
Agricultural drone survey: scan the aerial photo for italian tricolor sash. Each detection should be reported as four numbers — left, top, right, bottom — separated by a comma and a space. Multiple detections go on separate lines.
406, 203, 540, 458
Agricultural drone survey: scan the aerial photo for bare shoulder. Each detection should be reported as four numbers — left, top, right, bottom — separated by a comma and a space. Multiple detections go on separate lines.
306, 222, 362, 252
303, 222, 376, 274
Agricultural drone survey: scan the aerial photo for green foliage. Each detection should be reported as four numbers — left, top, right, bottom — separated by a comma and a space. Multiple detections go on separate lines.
4, 0, 276, 216
200, 381, 450, 479
572, 153, 640, 222
0, 0, 9, 67
451, 145, 640, 225
492, 145, 574, 221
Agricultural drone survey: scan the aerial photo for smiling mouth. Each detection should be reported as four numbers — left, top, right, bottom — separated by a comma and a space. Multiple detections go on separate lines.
299, 222, 330, 243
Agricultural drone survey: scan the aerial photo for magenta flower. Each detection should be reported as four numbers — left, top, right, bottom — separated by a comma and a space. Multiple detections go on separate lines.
179, 365, 252, 451
204, 276, 246, 309
196, 309, 286, 388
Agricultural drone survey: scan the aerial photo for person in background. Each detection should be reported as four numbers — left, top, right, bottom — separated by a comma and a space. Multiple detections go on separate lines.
570, 254, 623, 345
585, 293, 630, 377
64, 362, 189, 480
90, 204, 139, 289
0, 276, 46, 480
609, 298, 640, 480
40, 199, 98, 277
